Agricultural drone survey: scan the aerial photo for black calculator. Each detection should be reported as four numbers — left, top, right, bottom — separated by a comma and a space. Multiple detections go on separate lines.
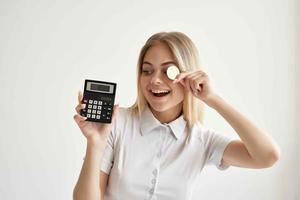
80, 79, 117, 123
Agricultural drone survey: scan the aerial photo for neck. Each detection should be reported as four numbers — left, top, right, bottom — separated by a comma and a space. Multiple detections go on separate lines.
149, 103, 183, 124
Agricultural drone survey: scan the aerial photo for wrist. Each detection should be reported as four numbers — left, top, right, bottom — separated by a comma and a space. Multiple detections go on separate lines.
86, 140, 106, 159
84, 140, 107, 161
203, 93, 222, 108
87, 138, 107, 150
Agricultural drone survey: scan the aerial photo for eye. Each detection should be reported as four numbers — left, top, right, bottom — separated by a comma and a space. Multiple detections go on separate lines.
141, 68, 153, 75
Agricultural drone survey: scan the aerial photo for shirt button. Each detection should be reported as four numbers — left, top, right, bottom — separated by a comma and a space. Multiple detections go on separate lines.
151, 179, 156, 184
152, 169, 158, 176
157, 152, 161, 158
149, 188, 154, 195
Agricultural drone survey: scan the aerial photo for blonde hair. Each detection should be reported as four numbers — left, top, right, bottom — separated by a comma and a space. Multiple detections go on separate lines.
130, 31, 205, 127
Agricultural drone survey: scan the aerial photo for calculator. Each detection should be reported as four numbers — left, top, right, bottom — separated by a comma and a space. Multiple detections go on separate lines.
80, 79, 117, 123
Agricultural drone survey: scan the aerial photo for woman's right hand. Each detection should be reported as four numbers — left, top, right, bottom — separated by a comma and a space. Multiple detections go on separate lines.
73, 91, 119, 145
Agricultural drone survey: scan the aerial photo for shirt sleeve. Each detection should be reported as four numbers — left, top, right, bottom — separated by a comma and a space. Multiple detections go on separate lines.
99, 108, 127, 174
100, 129, 115, 174
204, 129, 234, 170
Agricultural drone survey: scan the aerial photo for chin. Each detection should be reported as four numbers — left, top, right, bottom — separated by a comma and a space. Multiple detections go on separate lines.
151, 106, 170, 112
148, 103, 171, 112
147, 100, 182, 113
143, 93, 184, 113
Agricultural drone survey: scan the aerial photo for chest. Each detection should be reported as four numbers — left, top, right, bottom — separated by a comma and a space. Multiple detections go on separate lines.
109, 131, 206, 197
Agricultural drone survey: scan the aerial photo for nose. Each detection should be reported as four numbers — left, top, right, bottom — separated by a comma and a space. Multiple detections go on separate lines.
150, 71, 163, 85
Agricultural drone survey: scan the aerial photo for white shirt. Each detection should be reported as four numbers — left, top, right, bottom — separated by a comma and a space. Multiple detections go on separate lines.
100, 106, 233, 200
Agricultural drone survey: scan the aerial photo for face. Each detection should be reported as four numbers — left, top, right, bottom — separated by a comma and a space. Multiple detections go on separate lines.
140, 42, 184, 114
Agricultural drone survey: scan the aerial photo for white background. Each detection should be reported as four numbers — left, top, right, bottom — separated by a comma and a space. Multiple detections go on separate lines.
0, 0, 299, 199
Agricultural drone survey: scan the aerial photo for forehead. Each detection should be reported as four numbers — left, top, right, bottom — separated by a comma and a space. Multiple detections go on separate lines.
143, 42, 175, 62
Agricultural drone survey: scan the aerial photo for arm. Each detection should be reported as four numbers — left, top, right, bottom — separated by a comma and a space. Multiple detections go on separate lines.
175, 70, 280, 168
206, 94, 280, 168
73, 91, 118, 199
73, 141, 108, 200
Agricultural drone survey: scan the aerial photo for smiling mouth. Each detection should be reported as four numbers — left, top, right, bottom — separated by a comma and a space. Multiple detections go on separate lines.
150, 90, 171, 97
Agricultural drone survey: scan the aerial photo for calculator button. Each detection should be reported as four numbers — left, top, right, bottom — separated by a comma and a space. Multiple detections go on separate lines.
87, 114, 91, 118
97, 106, 102, 110
92, 110, 96, 114
96, 115, 100, 119
89, 100, 93, 104
92, 114, 95, 118
93, 105, 97, 109
107, 112, 111, 116
93, 100, 97, 104
97, 110, 101, 114
88, 105, 92, 108
87, 109, 91, 113
108, 103, 112, 106
103, 102, 108, 105
98, 101, 102, 105
107, 107, 112, 111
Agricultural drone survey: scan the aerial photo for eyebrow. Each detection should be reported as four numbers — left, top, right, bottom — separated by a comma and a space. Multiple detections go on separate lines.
142, 61, 176, 66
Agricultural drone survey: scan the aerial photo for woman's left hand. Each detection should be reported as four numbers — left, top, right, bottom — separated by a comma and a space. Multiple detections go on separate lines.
173, 69, 216, 103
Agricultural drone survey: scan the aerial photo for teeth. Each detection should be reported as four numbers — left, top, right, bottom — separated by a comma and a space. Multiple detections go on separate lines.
151, 90, 169, 94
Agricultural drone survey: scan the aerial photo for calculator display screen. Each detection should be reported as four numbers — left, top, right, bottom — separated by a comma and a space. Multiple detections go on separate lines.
91, 84, 110, 92
87, 82, 114, 94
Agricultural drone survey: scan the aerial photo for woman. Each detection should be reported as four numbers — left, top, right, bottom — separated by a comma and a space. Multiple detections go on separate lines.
73, 32, 280, 200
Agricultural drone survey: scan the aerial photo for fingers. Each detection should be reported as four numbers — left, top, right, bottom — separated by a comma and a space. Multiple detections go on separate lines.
173, 70, 208, 95
76, 90, 86, 114
74, 91, 86, 125
173, 72, 191, 84
78, 90, 83, 104
75, 103, 86, 114
184, 75, 193, 94
187, 73, 199, 95
73, 114, 87, 125
190, 72, 204, 94
173, 72, 192, 89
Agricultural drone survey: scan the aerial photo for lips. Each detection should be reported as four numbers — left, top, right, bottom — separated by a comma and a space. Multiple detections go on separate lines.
149, 89, 171, 97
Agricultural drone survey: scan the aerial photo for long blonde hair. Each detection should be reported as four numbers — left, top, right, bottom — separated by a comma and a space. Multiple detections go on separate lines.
130, 31, 204, 127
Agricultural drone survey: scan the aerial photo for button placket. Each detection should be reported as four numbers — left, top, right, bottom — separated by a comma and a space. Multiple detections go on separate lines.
158, 127, 167, 159
147, 167, 159, 199
147, 126, 168, 200
151, 178, 156, 184
157, 126, 168, 160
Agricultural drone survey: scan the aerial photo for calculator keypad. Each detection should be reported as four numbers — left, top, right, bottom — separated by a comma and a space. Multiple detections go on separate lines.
82, 99, 113, 122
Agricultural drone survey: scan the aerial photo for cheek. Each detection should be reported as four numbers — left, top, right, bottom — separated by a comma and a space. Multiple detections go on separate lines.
172, 85, 185, 100
140, 77, 148, 92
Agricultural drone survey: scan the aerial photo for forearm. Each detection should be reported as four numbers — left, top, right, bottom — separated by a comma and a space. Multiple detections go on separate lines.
73, 141, 106, 200
205, 94, 280, 164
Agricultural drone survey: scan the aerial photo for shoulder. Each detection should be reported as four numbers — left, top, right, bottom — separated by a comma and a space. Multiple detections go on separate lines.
189, 122, 208, 137
115, 107, 137, 122
111, 106, 138, 131
189, 122, 223, 143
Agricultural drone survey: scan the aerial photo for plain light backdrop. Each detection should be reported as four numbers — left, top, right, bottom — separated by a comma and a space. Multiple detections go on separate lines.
0, 0, 299, 199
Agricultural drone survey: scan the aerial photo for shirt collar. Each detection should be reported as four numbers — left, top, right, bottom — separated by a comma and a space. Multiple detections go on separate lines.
140, 105, 187, 140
